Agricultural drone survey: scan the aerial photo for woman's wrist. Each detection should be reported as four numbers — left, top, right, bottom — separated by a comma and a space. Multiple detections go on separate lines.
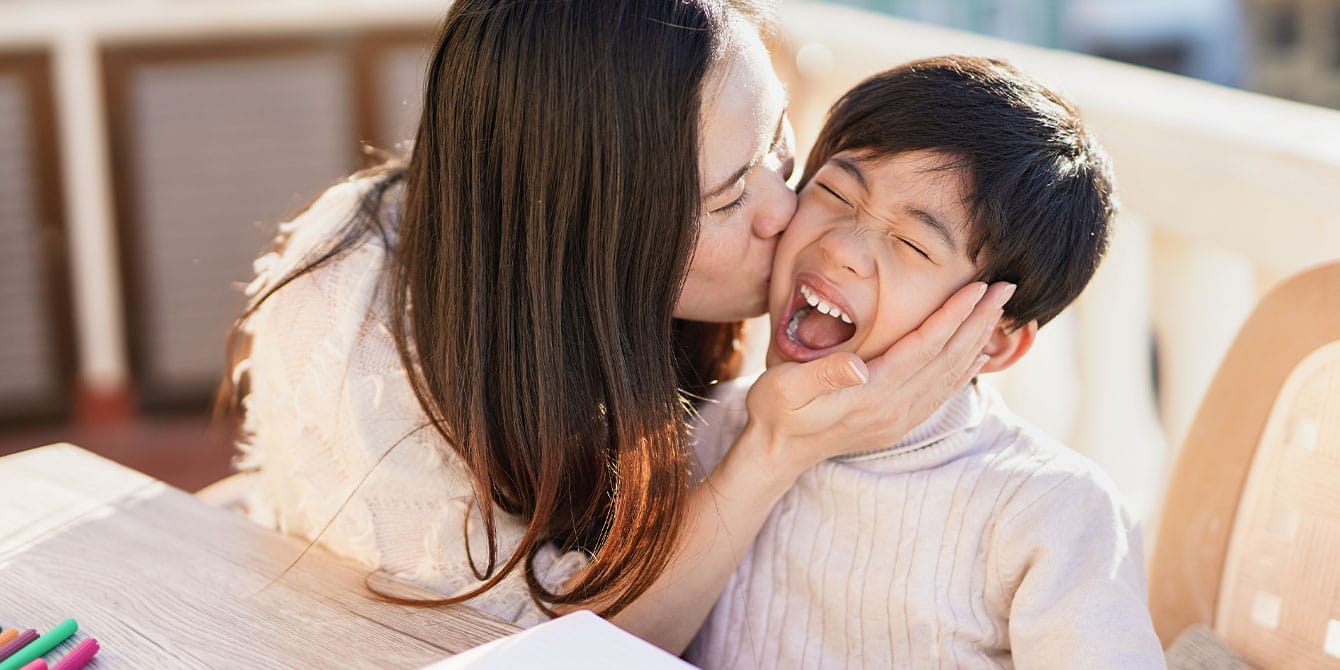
715, 418, 807, 504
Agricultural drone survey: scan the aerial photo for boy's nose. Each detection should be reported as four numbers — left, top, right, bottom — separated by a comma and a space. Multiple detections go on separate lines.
819, 226, 875, 278
752, 162, 797, 240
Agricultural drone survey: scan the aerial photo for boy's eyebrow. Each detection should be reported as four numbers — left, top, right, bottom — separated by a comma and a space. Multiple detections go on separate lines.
903, 206, 960, 253
703, 102, 790, 201
830, 156, 869, 192
831, 155, 960, 252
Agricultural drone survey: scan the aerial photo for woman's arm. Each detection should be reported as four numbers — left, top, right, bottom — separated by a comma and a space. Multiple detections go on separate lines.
604, 280, 1014, 652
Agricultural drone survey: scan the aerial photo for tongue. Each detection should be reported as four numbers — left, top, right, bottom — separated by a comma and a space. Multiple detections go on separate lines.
796, 308, 856, 350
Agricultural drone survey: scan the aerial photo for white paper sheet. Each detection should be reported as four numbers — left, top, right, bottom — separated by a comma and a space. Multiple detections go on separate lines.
423, 610, 696, 669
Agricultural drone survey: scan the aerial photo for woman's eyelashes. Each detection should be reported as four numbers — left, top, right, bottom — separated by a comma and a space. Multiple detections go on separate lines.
711, 130, 789, 217
711, 188, 750, 215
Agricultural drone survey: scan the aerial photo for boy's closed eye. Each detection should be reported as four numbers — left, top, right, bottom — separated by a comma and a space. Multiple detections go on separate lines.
814, 180, 935, 262
817, 181, 851, 208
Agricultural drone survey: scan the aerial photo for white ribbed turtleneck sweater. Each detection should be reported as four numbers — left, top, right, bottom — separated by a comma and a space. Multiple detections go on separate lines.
685, 377, 1165, 670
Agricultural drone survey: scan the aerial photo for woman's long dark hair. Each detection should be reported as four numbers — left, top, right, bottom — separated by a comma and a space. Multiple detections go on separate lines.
221, 0, 755, 616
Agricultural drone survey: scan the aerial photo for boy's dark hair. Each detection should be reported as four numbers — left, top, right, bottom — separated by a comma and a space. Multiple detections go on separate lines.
799, 55, 1115, 328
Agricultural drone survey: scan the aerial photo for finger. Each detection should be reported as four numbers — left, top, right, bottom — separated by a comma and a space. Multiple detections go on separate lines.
859, 356, 988, 447
753, 353, 867, 411
871, 350, 987, 448
798, 352, 868, 401
859, 283, 1012, 445
866, 281, 988, 381
904, 283, 1011, 399
981, 281, 1017, 311
941, 281, 1014, 375
952, 353, 991, 389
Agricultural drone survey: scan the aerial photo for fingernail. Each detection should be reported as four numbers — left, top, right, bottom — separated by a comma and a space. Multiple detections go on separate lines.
965, 354, 990, 380
994, 283, 1017, 307
847, 361, 869, 385
974, 282, 989, 301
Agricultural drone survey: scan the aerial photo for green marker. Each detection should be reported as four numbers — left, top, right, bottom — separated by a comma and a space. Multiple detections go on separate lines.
0, 618, 77, 670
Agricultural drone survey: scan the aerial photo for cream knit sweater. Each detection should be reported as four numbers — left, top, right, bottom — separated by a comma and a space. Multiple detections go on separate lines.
686, 377, 1166, 669
234, 177, 587, 626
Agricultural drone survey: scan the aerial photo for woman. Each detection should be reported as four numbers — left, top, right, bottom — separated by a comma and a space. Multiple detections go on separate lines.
225, 0, 1008, 653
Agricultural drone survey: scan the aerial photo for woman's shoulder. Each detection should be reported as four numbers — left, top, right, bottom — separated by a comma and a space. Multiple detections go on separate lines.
278, 170, 403, 260
245, 171, 403, 309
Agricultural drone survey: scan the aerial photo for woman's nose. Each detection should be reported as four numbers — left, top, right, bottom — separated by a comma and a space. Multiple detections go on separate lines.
819, 225, 875, 278
752, 161, 797, 239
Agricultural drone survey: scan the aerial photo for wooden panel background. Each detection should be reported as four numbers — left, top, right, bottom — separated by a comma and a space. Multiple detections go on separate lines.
354, 30, 435, 154
0, 53, 74, 424
103, 39, 361, 408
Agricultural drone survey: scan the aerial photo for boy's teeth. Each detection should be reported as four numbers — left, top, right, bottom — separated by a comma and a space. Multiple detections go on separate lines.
798, 283, 853, 324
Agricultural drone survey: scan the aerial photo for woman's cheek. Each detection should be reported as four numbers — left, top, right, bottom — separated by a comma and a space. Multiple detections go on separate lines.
710, 216, 751, 269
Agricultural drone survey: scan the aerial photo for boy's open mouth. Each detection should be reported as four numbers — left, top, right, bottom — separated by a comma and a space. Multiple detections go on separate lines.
775, 276, 858, 362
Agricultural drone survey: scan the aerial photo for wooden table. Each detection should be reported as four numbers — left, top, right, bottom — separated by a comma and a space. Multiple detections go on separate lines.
0, 443, 521, 668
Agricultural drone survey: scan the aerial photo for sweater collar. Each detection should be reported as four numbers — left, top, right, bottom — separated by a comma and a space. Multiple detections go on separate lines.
832, 381, 993, 473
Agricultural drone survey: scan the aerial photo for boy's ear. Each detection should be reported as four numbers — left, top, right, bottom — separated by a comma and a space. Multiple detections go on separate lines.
977, 318, 1037, 375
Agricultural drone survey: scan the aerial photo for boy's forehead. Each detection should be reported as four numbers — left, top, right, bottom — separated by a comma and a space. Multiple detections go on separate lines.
829, 149, 977, 255
847, 148, 968, 187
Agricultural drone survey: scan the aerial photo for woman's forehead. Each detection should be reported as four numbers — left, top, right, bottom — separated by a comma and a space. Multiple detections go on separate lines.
697, 24, 786, 193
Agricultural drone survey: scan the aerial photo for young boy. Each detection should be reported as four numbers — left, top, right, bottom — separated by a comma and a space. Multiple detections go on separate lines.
686, 56, 1165, 669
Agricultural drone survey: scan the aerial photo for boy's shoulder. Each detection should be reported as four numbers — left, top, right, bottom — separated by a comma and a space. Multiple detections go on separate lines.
977, 386, 1138, 530
970, 389, 1162, 669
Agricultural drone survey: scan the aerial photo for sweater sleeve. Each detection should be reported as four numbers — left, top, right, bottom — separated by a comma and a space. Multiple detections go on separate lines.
989, 458, 1166, 670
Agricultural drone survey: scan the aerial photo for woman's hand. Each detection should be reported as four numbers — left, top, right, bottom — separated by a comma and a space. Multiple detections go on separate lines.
737, 280, 1014, 485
